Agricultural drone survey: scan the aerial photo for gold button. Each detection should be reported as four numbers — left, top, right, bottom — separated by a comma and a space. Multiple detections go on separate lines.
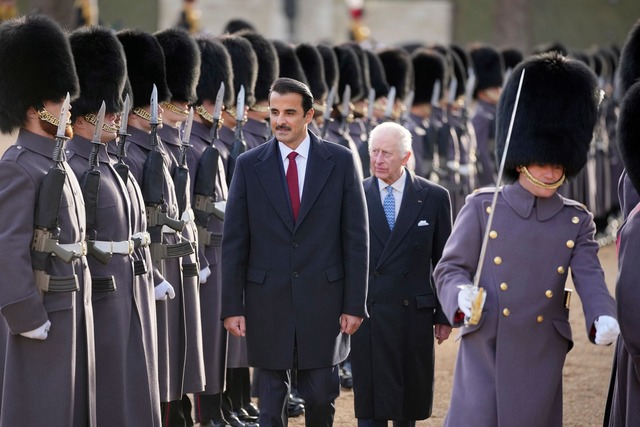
545, 290, 553, 298
566, 240, 575, 249
500, 282, 508, 291
557, 266, 566, 274
503, 308, 510, 317
571, 216, 579, 224
537, 315, 544, 323
486, 206, 492, 214
494, 256, 502, 265
489, 230, 498, 239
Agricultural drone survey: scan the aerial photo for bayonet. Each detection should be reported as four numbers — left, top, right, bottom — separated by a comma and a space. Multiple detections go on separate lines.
150, 84, 158, 126
320, 85, 337, 139
400, 90, 414, 124
339, 84, 351, 135
447, 77, 458, 108
53, 93, 71, 163
114, 94, 131, 183
384, 86, 396, 121
89, 101, 105, 170
430, 80, 441, 108
228, 85, 247, 182
209, 82, 225, 143
364, 87, 376, 137
464, 70, 476, 110
180, 107, 194, 167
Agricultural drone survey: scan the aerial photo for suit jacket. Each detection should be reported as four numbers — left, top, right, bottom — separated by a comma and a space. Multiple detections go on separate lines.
352, 171, 451, 421
221, 130, 369, 370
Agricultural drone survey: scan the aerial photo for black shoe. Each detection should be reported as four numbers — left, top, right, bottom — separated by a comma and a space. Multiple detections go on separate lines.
243, 402, 260, 418
225, 413, 259, 427
198, 420, 218, 427
340, 362, 353, 389
288, 393, 305, 405
235, 407, 258, 422
287, 401, 305, 418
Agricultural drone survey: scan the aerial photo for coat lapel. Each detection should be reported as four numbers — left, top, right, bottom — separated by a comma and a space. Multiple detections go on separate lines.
377, 171, 429, 267
364, 177, 391, 246
255, 138, 295, 232
294, 133, 333, 230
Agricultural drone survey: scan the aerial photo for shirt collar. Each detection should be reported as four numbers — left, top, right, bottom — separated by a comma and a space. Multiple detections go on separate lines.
279, 133, 311, 162
378, 168, 406, 194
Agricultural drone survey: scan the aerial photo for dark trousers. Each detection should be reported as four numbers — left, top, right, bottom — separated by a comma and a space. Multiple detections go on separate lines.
195, 392, 223, 423
357, 419, 416, 427
162, 396, 194, 427
258, 365, 340, 427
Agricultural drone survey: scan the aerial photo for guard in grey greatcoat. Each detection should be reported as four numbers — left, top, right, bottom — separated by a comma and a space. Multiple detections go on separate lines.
434, 52, 619, 427
352, 122, 452, 426
191, 35, 235, 426
0, 15, 96, 427
155, 27, 206, 424
66, 26, 161, 427
117, 29, 195, 424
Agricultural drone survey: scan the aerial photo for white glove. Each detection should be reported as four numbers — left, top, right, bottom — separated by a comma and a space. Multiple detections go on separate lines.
199, 266, 211, 284
20, 320, 51, 341
594, 315, 620, 345
457, 285, 485, 318
155, 280, 176, 301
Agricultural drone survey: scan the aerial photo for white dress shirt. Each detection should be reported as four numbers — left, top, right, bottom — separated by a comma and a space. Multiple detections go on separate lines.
279, 134, 311, 201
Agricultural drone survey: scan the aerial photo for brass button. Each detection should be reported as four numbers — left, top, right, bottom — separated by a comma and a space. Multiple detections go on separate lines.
494, 256, 502, 265
486, 206, 492, 214
545, 290, 553, 298
489, 230, 498, 239
537, 315, 544, 323
557, 266, 565, 274
500, 282, 508, 291
502, 308, 510, 317
571, 216, 579, 224
566, 240, 575, 249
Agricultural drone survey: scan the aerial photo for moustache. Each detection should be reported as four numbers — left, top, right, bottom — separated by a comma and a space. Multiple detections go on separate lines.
276, 125, 291, 131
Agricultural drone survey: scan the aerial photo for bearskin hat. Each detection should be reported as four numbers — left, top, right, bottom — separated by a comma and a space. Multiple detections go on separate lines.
271, 39, 307, 85
412, 48, 447, 105
378, 47, 413, 100
155, 27, 201, 105
237, 31, 279, 103
70, 26, 126, 120
531, 42, 569, 57
317, 44, 339, 103
501, 47, 524, 72
0, 15, 79, 134
496, 52, 600, 182
365, 49, 389, 99
219, 35, 257, 107
194, 35, 234, 108
117, 29, 171, 109
469, 44, 504, 95
333, 44, 364, 103
618, 20, 640, 97
295, 43, 327, 102
618, 81, 640, 193
450, 48, 468, 98
343, 42, 371, 101
222, 18, 257, 35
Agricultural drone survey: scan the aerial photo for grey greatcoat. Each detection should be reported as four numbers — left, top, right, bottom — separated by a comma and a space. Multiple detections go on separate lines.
243, 117, 271, 149
124, 126, 189, 401
0, 129, 96, 426
434, 181, 616, 427
66, 136, 161, 426
221, 131, 369, 370
471, 99, 497, 187
190, 121, 228, 394
159, 124, 205, 394
352, 171, 451, 421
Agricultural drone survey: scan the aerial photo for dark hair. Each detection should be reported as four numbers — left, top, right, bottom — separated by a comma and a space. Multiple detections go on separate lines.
269, 77, 314, 114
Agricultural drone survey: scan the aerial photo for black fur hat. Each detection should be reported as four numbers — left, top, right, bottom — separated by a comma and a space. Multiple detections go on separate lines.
334, 44, 364, 102
222, 18, 257, 35
0, 15, 79, 134
618, 81, 640, 193
70, 27, 126, 119
501, 47, 524, 72
238, 31, 279, 103
317, 43, 339, 102
219, 35, 258, 107
450, 48, 467, 98
378, 47, 413, 100
496, 52, 600, 182
194, 35, 234, 108
271, 39, 308, 85
531, 42, 569, 57
412, 48, 447, 105
155, 27, 201, 104
117, 29, 171, 109
366, 49, 389, 98
296, 43, 327, 101
618, 19, 640, 97
470, 44, 504, 95
343, 42, 371, 101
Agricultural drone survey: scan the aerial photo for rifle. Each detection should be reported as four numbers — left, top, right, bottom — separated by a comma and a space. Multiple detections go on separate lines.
320, 85, 337, 140
173, 107, 193, 217
80, 102, 111, 264
227, 85, 246, 185
113, 93, 131, 184
31, 93, 82, 292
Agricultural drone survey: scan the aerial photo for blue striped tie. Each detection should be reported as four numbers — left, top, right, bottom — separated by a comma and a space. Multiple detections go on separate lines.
383, 185, 395, 230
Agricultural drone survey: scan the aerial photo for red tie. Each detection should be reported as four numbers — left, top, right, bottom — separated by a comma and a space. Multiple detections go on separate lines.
286, 151, 300, 221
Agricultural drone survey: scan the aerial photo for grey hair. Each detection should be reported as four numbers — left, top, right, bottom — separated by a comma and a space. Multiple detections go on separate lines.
368, 121, 412, 156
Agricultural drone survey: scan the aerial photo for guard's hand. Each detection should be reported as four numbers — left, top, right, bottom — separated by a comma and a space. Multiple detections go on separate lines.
340, 314, 363, 335
20, 320, 51, 341
457, 285, 479, 318
199, 266, 211, 284
435, 324, 452, 345
224, 316, 246, 337
155, 280, 176, 301
594, 315, 620, 346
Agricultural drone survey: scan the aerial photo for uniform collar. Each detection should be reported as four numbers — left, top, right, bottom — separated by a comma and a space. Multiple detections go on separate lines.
503, 180, 564, 221
157, 124, 182, 147
16, 128, 60, 158
65, 135, 111, 164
